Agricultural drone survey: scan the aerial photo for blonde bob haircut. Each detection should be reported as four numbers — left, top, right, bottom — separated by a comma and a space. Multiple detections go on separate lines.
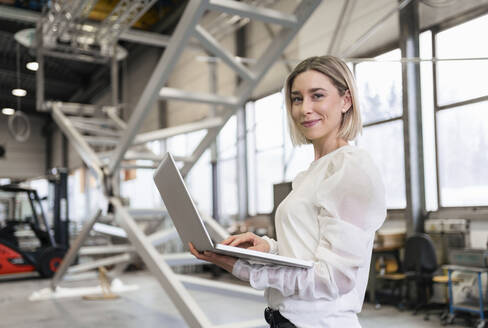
284, 55, 362, 146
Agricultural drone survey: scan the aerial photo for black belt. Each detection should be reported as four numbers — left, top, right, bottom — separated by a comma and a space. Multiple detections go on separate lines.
264, 307, 296, 327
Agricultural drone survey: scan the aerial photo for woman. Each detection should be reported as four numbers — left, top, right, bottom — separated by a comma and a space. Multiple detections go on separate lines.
189, 56, 386, 328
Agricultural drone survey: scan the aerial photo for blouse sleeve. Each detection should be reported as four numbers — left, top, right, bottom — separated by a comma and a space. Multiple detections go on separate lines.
262, 236, 279, 255
232, 150, 386, 301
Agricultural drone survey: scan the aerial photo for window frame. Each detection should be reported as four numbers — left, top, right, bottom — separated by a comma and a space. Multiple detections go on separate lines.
353, 49, 407, 211
245, 90, 288, 215
431, 20, 488, 211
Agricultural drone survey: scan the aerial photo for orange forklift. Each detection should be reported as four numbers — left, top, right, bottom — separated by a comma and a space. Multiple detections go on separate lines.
0, 181, 68, 278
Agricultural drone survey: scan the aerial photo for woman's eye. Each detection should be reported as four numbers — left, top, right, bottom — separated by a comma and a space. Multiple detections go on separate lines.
312, 93, 324, 100
291, 97, 302, 103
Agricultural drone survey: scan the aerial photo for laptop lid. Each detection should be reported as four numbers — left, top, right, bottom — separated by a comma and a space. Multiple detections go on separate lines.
153, 152, 314, 269
153, 152, 215, 251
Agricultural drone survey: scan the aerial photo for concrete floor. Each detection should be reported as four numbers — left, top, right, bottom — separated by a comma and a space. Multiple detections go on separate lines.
0, 270, 471, 328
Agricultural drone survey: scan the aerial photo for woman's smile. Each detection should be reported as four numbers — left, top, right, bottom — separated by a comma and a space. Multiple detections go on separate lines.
301, 119, 322, 128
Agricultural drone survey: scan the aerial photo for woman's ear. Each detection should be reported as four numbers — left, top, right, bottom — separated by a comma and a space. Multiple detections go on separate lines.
342, 90, 352, 113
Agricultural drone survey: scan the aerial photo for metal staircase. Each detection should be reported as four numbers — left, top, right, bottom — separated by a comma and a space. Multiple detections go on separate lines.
44, 1, 321, 327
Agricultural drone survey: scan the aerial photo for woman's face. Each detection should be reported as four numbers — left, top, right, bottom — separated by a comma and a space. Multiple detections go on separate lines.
290, 70, 350, 144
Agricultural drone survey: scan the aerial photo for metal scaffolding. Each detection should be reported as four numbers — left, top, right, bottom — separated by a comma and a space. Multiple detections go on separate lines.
40, 0, 321, 327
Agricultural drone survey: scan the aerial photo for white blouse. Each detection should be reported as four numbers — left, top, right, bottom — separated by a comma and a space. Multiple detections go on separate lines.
232, 145, 386, 328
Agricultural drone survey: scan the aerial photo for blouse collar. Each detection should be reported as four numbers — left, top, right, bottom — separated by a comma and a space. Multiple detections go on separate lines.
309, 144, 353, 168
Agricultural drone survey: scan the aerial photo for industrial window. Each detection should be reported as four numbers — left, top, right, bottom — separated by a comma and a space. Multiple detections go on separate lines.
437, 102, 488, 206
356, 49, 403, 124
247, 92, 285, 215
186, 149, 213, 218
356, 49, 406, 209
217, 116, 238, 219
358, 120, 406, 209
284, 141, 313, 183
68, 169, 88, 222
166, 131, 213, 217
120, 140, 166, 211
246, 91, 313, 215
434, 14, 488, 207
436, 14, 488, 107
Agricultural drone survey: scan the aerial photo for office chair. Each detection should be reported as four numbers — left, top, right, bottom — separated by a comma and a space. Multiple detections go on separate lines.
403, 233, 439, 314
375, 233, 443, 316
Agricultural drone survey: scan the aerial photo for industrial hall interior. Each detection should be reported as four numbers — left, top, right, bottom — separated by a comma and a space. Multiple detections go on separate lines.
1, 0, 488, 327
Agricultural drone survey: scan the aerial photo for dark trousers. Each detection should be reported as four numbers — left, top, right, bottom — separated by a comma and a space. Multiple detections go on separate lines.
264, 307, 297, 328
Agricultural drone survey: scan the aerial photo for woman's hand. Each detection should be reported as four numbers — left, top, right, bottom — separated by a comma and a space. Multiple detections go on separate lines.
188, 243, 237, 274
221, 232, 270, 253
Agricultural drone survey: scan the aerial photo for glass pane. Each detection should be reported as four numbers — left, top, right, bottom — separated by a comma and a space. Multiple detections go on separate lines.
15, 193, 33, 221
166, 134, 187, 157
437, 102, 488, 206
355, 49, 403, 124
121, 167, 162, 209
255, 92, 284, 151
256, 149, 284, 213
187, 150, 212, 216
219, 115, 237, 159
436, 14, 488, 106
285, 144, 314, 182
29, 179, 48, 199
146, 140, 161, 155
167, 131, 206, 158
68, 170, 86, 222
219, 157, 238, 218
0, 201, 7, 223
357, 120, 406, 209
186, 130, 205, 154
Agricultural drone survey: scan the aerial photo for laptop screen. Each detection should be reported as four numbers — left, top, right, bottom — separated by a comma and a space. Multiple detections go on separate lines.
153, 152, 215, 251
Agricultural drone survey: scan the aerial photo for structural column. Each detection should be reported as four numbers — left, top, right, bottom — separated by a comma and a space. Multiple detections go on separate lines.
236, 23, 249, 221
111, 46, 119, 107
36, 21, 45, 111
399, 0, 425, 234
208, 58, 220, 222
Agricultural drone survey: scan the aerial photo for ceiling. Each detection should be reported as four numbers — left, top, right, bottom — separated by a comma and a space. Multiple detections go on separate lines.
0, 0, 187, 118
1, 0, 488, 120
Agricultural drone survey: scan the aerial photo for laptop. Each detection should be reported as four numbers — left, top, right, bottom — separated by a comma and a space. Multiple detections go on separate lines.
153, 152, 313, 269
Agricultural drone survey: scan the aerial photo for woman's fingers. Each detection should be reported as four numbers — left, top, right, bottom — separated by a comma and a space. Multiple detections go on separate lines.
189, 243, 211, 260
188, 242, 204, 259
221, 233, 252, 247
188, 243, 237, 273
221, 233, 269, 252
189, 243, 221, 262
221, 235, 238, 245
229, 232, 255, 247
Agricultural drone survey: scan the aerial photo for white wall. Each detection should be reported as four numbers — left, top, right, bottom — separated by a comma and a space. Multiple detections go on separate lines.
94, 47, 164, 133
0, 115, 46, 180
50, 127, 84, 170
121, 48, 164, 133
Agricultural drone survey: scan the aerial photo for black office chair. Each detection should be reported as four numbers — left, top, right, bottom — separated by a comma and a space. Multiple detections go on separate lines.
375, 233, 441, 312
403, 233, 448, 319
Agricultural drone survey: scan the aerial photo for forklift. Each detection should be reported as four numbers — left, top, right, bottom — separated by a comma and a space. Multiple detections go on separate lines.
0, 170, 69, 278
